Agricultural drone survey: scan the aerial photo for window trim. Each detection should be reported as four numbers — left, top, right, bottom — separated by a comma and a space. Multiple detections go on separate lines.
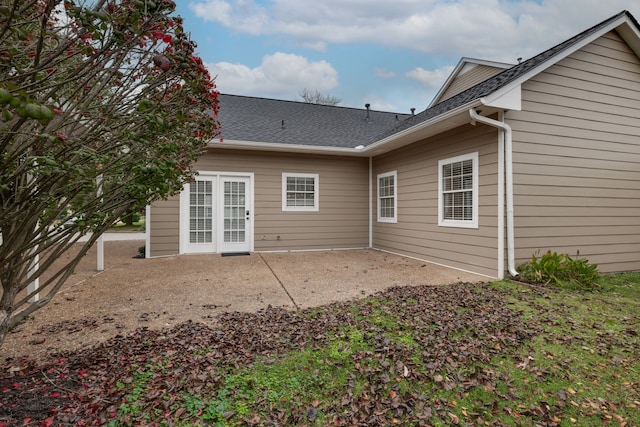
438, 152, 479, 228
377, 170, 397, 223
282, 173, 319, 212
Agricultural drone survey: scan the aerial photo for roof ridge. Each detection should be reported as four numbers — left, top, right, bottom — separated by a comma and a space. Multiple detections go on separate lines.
218, 93, 409, 115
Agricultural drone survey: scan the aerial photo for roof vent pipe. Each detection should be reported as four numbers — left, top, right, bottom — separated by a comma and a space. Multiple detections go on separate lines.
410, 108, 415, 116
365, 103, 371, 122
281, 119, 285, 129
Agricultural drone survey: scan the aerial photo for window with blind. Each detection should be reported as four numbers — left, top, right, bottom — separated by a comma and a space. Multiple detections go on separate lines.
377, 171, 397, 223
282, 173, 319, 211
438, 152, 478, 228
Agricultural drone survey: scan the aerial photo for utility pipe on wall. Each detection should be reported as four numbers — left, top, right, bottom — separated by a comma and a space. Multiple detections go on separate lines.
469, 108, 519, 278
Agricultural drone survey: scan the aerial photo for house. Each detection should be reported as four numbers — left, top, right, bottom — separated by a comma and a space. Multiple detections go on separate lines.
147, 10, 640, 279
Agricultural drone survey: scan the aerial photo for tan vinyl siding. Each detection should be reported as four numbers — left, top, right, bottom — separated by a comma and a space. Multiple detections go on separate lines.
437, 65, 506, 104
148, 196, 179, 257
190, 149, 368, 253
372, 124, 499, 277
507, 30, 640, 273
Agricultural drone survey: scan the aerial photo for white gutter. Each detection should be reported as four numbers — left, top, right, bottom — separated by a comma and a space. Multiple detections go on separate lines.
208, 139, 366, 156
469, 108, 519, 278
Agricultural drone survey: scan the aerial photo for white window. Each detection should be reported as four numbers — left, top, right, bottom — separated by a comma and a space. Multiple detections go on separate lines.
282, 173, 319, 211
438, 152, 478, 228
377, 171, 397, 223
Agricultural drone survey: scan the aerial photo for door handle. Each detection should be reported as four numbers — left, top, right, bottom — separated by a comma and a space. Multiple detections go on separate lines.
246, 209, 250, 220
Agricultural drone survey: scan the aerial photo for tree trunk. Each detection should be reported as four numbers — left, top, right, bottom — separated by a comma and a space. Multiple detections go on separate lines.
123, 211, 135, 226
0, 281, 19, 349
0, 310, 9, 351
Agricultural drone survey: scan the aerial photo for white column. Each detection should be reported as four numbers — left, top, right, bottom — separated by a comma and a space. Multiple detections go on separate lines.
27, 252, 39, 302
96, 174, 104, 271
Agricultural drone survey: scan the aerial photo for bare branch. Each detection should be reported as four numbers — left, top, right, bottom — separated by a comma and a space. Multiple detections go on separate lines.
298, 88, 341, 106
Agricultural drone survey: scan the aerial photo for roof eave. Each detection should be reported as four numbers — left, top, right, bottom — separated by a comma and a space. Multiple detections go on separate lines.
616, 13, 640, 57
481, 84, 522, 110
206, 139, 368, 157
362, 99, 485, 157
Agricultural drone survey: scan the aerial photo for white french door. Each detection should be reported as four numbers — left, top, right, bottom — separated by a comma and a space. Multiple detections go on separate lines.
182, 173, 253, 254
220, 176, 251, 253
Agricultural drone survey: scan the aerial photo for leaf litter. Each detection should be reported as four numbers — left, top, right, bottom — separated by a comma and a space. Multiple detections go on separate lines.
1, 281, 638, 426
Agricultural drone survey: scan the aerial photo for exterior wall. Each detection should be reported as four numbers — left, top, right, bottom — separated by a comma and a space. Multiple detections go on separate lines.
148, 197, 180, 257
507, 31, 640, 273
372, 124, 500, 278
437, 65, 506, 104
149, 148, 369, 256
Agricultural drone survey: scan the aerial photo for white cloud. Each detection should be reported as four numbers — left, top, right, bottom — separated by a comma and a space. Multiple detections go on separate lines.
206, 52, 338, 97
375, 68, 396, 79
189, 0, 638, 59
406, 65, 454, 89
364, 97, 399, 113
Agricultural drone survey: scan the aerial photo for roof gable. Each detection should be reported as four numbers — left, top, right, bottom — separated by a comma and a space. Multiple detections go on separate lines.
429, 58, 514, 108
372, 10, 640, 148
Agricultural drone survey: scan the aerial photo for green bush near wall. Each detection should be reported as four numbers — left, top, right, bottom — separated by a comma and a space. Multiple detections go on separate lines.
518, 251, 600, 291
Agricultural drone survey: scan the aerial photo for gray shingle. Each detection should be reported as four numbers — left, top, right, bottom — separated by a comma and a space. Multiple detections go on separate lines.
217, 95, 411, 148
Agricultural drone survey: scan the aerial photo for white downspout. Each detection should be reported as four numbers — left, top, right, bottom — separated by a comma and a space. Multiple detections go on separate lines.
368, 156, 373, 248
469, 108, 519, 278
496, 113, 505, 279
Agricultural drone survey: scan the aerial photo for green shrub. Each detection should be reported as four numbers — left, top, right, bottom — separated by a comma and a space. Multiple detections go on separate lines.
518, 250, 600, 291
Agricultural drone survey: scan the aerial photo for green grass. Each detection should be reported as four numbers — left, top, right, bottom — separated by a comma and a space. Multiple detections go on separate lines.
108, 273, 640, 426
108, 217, 145, 232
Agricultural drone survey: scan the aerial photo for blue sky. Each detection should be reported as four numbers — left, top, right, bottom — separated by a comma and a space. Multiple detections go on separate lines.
175, 0, 640, 113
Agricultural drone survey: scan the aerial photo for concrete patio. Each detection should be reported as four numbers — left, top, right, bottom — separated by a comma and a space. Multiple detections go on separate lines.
4, 237, 488, 359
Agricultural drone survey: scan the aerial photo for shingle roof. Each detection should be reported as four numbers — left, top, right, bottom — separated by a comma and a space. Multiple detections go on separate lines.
372, 10, 636, 144
217, 94, 412, 148
216, 10, 638, 151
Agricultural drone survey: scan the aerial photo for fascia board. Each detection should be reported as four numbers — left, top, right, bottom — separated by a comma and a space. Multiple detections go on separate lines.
206, 139, 367, 156
481, 85, 522, 110
428, 58, 468, 108
617, 18, 640, 56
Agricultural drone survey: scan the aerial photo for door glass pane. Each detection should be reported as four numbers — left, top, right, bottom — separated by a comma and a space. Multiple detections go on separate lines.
189, 180, 213, 244
224, 180, 246, 243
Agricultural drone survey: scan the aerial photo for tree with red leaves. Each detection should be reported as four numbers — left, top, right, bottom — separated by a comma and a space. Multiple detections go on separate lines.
0, 0, 219, 347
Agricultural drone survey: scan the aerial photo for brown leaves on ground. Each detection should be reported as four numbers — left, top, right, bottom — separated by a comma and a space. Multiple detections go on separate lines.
0, 282, 637, 426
